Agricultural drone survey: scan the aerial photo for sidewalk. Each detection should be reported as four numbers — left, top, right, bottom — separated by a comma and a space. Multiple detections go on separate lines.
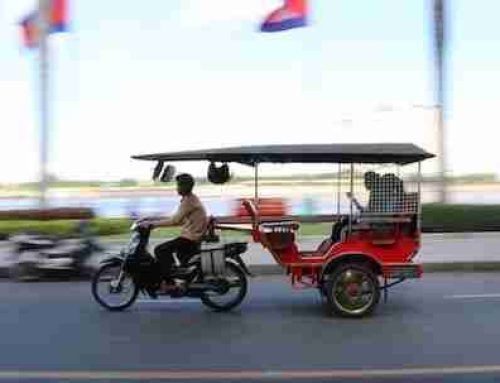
2, 232, 500, 277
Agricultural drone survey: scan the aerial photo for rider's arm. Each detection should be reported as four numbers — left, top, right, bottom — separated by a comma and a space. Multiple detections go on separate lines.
346, 192, 364, 212
152, 199, 193, 228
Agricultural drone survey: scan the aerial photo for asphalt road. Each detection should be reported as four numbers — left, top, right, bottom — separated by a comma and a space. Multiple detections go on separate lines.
3, 273, 500, 382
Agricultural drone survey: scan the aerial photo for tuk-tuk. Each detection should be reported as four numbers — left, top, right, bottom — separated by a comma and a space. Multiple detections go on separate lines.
133, 143, 434, 317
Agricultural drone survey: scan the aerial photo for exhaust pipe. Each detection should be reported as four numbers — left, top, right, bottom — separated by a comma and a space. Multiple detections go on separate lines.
187, 283, 219, 292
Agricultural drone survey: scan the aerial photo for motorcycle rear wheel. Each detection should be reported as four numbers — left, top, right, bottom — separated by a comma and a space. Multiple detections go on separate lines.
91, 263, 138, 311
200, 262, 247, 312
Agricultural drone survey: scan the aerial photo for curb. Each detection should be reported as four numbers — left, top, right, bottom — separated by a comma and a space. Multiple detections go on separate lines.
2, 262, 500, 281
0, 267, 9, 278
423, 262, 500, 272
240, 263, 500, 274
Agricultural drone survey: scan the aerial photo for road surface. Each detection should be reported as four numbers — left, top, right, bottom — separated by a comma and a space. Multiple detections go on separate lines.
2, 273, 500, 381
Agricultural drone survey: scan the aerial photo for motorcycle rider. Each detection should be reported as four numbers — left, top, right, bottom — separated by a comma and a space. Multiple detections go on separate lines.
140, 173, 208, 292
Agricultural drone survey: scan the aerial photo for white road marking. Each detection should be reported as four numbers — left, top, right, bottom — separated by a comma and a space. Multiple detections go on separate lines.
4, 365, 500, 380
444, 293, 500, 299
137, 299, 199, 304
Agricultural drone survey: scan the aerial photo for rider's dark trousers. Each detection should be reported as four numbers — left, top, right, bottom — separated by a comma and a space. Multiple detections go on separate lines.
154, 237, 200, 281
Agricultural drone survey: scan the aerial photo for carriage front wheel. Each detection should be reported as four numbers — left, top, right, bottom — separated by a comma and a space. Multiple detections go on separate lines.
325, 262, 380, 318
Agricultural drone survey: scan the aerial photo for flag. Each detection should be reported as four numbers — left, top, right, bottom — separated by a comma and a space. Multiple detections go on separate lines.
20, 12, 38, 48
260, 0, 308, 33
50, 0, 68, 32
19, 0, 68, 48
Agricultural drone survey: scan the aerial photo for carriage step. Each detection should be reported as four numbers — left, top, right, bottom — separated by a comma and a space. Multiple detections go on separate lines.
384, 264, 422, 279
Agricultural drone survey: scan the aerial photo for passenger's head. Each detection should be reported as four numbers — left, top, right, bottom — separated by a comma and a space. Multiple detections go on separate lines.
175, 173, 195, 196
364, 171, 380, 190
381, 173, 403, 192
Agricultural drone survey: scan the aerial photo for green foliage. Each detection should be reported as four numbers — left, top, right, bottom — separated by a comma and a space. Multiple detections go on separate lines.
0, 220, 78, 236
298, 222, 331, 236
2, 204, 500, 239
117, 179, 139, 187
0, 218, 130, 237
89, 218, 132, 236
0, 218, 184, 239
421, 204, 500, 231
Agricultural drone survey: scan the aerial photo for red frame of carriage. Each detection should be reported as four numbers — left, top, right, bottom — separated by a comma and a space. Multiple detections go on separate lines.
239, 197, 423, 290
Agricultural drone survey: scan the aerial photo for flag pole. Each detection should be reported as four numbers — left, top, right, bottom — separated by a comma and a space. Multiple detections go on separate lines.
38, 0, 50, 208
434, 0, 447, 203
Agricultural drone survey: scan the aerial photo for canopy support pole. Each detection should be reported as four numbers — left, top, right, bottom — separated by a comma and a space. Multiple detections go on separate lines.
417, 161, 422, 233
336, 163, 341, 218
348, 163, 354, 233
254, 162, 259, 208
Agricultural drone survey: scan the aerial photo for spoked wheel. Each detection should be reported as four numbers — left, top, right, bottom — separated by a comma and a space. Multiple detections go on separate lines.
91, 263, 138, 311
325, 263, 380, 318
200, 262, 248, 312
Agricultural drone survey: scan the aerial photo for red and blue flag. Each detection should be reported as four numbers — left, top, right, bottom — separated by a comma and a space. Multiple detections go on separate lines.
260, 0, 308, 33
50, 0, 68, 32
20, 12, 38, 48
20, 0, 68, 48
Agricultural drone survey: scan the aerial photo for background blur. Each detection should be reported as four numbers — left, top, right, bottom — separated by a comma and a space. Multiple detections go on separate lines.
1, 0, 499, 218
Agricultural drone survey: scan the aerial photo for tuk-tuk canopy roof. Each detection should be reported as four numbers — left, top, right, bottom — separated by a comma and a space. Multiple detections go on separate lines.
132, 143, 434, 165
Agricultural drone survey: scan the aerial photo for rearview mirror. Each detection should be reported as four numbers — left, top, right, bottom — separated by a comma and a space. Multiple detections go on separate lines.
152, 161, 164, 181
160, 165, 176, 182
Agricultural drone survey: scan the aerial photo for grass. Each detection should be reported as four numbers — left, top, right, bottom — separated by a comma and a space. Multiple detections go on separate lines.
101, 223, 332, 241
3, 204, 500, 240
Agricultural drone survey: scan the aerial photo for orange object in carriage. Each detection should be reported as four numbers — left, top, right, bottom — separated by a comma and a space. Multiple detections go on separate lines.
234, 197, 288, 218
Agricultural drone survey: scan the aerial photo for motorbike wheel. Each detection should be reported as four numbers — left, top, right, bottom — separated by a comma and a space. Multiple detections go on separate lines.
200, 262, 248, 312
91, 263, 138, 311
325, 262, 380, 318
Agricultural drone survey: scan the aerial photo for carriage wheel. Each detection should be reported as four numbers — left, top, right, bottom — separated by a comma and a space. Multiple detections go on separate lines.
325, 263, 380, 318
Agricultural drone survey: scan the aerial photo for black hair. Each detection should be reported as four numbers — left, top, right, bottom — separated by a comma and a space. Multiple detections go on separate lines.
175, 173, 195, 193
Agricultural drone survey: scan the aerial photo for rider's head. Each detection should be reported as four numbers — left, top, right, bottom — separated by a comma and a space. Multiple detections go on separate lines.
364, 171, 380, 190
175, 173, 195, 196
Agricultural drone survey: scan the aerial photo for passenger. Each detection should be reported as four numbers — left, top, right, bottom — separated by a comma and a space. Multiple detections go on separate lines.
380, 173, 405, 213
346, 171, 382, 213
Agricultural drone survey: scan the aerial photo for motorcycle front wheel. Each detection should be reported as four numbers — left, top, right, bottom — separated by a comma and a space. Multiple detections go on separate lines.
200, 262, 248, 312
91, 263, 138, 311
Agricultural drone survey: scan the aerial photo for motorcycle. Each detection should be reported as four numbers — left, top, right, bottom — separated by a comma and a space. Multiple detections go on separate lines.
10, 221, 103, 281
91, 219, 251, 312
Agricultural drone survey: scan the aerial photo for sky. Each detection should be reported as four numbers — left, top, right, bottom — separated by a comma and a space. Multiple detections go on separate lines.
0, 0, 499, 182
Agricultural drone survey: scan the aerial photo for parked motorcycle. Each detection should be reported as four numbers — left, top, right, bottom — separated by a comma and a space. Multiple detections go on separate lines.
10, 221, 103, 281
91, 220, 250, 312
